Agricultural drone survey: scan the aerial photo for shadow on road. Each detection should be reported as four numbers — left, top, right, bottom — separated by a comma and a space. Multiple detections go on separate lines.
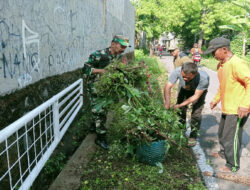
201, 114, 218, 129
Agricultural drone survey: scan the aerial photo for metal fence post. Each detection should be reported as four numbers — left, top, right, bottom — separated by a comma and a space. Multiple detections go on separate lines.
80, 79, 83, 104
53, 100, 60, 140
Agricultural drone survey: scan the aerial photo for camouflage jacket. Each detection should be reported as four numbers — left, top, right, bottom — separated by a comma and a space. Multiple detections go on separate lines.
83, 47, 121, 79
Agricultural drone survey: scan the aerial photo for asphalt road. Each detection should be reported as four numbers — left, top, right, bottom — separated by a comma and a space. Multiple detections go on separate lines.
160, 55, 250, 190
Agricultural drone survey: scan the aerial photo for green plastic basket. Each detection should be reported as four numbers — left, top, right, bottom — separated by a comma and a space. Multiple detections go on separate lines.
135, 140, 167, 166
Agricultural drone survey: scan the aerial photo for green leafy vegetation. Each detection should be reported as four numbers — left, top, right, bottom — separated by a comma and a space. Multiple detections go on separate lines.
44, 152, 66, 178
134, 0, 249, 55
31, 107, 91, 190
80, 51, 206, 189
201, 34, 250, 71
94, 50, 185, 150
219, 0, 249, 56
80, 148, 206, 190
200, 56, 218, 71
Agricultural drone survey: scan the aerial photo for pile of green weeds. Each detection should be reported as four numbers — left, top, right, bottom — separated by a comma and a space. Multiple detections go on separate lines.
80, 51, 206, 190
95, 58, 185, 149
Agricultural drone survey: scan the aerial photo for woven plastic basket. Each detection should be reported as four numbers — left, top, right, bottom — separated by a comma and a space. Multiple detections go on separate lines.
135, 140, 167, 166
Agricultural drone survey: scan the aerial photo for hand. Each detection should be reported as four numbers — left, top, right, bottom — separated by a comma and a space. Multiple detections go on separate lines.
92, 68, 106, 75
238, 107, 249, 118
173, 104, 181, 109
148, 86, 153, 95
164, 102, 170, 110
210, 102, 217, 109
99, 69, 106, 74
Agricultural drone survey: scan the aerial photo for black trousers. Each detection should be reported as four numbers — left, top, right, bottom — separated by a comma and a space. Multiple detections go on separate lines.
218, 114, 249, 171
177, 88, 207, 139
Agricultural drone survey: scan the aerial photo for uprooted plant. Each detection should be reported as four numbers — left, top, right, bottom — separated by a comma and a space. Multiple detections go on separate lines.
94, 59, 187, 155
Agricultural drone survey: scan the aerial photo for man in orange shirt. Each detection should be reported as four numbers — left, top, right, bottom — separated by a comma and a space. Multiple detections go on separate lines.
190, 43, 203, 66
205, 37, 250, 173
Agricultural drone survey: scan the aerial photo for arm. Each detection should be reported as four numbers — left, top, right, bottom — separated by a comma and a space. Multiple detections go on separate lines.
190, 48, 194, 54
199, 48, 203, 54
210, 89, 221, 109
91, 68, 106, 74
235, 61, 250, 118
164, 82, 175, 109
83, 51, 105, 76
174, 89, 205, 109
210, 66, 221, 109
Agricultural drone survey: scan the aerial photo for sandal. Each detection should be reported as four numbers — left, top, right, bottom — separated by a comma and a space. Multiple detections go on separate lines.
188, 138, 197, 147
211, 152, 224, 159
219, 165, 231, 173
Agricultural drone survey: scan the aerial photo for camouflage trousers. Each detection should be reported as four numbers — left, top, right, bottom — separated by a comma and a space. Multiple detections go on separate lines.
87, 82, 107, 135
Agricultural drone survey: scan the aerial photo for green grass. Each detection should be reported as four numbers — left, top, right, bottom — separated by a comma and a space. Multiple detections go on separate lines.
80, 148, 206, 190
135, 49, 165, 76
200, 54, 250, 71
242, 54, 250, 67
200, 57, 218, 71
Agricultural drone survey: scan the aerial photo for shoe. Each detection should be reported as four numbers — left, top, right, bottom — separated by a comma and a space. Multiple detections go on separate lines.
95, 138, 109, 150
188, 138, 197, 147
89, 122, 96, 133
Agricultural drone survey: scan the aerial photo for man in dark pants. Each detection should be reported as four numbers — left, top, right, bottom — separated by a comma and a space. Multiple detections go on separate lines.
82, 35, 130, 150
206, 37, 250, 172
164, 62, 210, 147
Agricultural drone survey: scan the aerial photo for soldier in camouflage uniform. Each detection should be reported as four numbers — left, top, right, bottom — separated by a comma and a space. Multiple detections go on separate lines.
82, 35, 130, 149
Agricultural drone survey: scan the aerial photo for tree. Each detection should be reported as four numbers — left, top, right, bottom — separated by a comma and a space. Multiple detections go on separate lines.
219, 0, 250, 56
133, 0, 249, 52
163, 0, 236, 48
133, 0, 169, 55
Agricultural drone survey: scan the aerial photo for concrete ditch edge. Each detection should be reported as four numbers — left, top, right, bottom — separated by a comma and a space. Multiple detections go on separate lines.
48, 133, 97, 190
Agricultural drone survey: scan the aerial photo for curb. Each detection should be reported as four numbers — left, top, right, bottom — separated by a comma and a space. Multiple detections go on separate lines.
49, 133, 97, 190
186, 125, 219, 190
192, 141, 219, 189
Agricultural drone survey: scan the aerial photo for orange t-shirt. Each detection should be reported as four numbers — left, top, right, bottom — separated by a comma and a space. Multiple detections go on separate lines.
213, 55, 250, 114
190, 48, 202, 55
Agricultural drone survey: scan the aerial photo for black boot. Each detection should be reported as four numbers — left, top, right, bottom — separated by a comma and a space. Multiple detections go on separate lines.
95, 134, 109, 150
89, 122, 96, 133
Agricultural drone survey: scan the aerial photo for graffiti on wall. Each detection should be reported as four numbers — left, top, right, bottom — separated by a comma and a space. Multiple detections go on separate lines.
0, 17, 84, 88
0, 20, 40, 87
20, 20, 40, 87
0, 0, 134, 95
0, 20, 21, 79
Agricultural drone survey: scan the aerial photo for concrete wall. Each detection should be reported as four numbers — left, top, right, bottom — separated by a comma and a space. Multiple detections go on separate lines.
0, 0, 135, 95
0, 1, 134, 188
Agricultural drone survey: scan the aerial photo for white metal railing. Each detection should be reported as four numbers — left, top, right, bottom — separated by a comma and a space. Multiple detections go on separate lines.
0, 79, 83, 190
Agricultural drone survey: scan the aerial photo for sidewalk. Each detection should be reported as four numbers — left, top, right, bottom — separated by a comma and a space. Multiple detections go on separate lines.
160, 56, 250, 190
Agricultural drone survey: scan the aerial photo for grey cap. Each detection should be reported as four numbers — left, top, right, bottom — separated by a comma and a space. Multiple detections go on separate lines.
204, 37, 230, 54
168, 44, 178, 51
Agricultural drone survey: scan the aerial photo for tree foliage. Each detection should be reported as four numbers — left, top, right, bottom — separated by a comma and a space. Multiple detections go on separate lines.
219, 0, 250, 55
133, 0, 169, 40
133, 0, 249, 50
